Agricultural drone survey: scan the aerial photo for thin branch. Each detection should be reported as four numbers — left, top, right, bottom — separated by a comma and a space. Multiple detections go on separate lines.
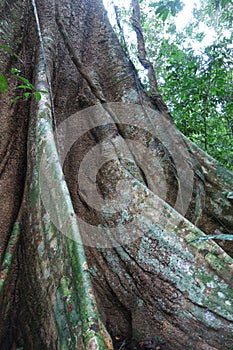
114, 5, 130, 57
130, 0, 171, 118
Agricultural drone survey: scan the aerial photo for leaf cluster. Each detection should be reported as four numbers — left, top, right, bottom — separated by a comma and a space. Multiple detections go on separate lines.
110, 0, 233, 170
149, 0, 184, 21
0, 45, 47, 103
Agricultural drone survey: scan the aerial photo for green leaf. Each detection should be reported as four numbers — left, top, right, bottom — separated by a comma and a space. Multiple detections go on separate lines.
220, 0, 229, 7
24, 92, 31, 100
33, 91, 42, 100
0, 45, 14, 56
0, 73, 8, 93
15, 76, 34, 89
156, 5, 169, 20
161, 9, 169, 21
0, 45, 13, 54
11, 68, 21, 74
0, 45, 19, 60
10, 96, 23, 105
17, 85, 33, 91
37, 90, 48, 94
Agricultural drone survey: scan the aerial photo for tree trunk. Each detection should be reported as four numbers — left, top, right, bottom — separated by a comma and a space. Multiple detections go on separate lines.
0, 0, 232, 349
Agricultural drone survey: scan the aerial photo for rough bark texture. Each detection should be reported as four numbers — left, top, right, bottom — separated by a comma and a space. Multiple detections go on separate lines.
0, 0, 232, 349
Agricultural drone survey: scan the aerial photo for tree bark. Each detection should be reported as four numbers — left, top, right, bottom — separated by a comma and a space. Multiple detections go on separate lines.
0, 0, 232, 349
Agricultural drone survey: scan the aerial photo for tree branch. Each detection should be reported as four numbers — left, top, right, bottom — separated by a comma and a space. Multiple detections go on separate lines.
130, 0, 171, 118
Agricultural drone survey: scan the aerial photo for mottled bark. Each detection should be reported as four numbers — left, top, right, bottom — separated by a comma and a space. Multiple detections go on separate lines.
0, 0, 232, 349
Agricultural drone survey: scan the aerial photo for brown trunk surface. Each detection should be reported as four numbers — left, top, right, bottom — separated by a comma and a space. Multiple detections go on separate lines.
0, 0, 232, 349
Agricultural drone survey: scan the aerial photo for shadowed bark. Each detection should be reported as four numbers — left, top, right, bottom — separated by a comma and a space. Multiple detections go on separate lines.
0, 0, 232, 349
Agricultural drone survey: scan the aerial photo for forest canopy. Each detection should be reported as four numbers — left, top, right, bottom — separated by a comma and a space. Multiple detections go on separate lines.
103, 0, 233, 170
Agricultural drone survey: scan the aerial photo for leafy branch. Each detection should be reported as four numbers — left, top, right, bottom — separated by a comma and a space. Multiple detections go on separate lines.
0, 45, 48, 103
149, 0, 184, 22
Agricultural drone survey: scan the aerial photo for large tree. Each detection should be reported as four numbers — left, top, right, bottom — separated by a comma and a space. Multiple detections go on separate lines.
0, 0, 232, 349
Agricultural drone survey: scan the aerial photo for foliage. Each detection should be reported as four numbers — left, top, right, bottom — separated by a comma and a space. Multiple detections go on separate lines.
109, 0, 233, 170
0, 73, 8, 93
149, 0, 184, 21
0, 45, 47, 102
0, 44, 20, 60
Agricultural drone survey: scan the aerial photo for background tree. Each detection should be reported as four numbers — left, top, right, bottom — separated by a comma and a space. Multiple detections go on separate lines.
109, 0, 233, 169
